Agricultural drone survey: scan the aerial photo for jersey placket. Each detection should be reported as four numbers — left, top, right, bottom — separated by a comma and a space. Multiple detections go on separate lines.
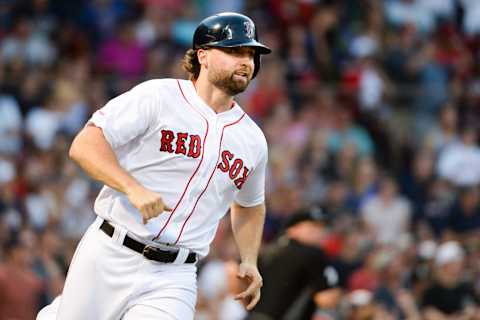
170, 116, 223, 245
153, 80, 214, 243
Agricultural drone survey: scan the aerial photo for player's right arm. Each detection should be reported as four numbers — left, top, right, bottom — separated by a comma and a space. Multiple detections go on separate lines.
69, 123, 171, 223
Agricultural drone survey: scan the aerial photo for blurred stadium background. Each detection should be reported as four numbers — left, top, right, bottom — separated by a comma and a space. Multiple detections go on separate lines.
0, 0, 479, 319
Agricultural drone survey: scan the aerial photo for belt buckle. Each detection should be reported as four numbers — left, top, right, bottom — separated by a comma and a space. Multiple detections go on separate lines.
142, 245, 159, 260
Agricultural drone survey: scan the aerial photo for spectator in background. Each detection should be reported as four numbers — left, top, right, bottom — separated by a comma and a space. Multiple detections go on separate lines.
59, 161, 96, 240
346, 157, 378, 214
54, 79, 89, 136
24, 178, 58, 230
422, 178, 456, 238
327, 107, 374, 157
400, 150, 435, 221
460, 78, 480, 134
357, 57, 391, 117
96, 16, 147, 81
285, 24, 317, 103
437, 126, 480, 186
0, 229, 44, 320
331, 227, 365, 290
409, 37, 450, 134
384, 0, 436, 34
135, 1, 174, 48
460, 0, 480, 35
421, 241, 480, 319
411, 239, 437, 302
298, 130, 331, 205
25, 93, 62, 151
383, 23, 418, 93
0, 15, 56, 66
18, 0, 58, 37
320, 179, 351, 218
347, 249, 383, 293
330, 141, 358, 182
361, 176, 412, 245
423, 103, 459, 154
446, 186, 480, 237
0, 94, 22, 155
310, 4, 339, 83
25, 79, 87, 151
33, 227, 66, 308
246, 58, 286, 121
15, 68, 50, 116
0, 160, 21, 231
77, 0, 129, 43
373, 250, 421, 320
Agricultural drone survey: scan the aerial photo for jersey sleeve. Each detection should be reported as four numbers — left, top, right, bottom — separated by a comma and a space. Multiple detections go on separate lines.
234, 141, 268, 207
88, 83, 160, 149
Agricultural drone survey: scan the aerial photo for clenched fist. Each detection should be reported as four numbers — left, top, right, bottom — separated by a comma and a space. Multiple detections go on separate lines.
126, 185, 172, 224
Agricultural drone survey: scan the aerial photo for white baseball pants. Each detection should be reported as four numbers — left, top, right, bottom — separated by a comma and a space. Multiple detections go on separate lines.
36, 217, 197, 320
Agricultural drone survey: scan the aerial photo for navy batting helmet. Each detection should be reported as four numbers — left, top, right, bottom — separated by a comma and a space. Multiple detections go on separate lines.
193, 12, 271, 78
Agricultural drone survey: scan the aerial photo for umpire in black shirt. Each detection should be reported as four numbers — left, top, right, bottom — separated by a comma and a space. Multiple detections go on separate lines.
247, 207, 341, 320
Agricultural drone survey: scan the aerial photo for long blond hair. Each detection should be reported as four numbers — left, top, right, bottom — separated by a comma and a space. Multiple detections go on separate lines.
181, 49, 201, 80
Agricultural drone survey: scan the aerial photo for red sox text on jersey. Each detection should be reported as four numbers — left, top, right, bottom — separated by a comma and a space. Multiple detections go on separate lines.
159, 130, 250, 190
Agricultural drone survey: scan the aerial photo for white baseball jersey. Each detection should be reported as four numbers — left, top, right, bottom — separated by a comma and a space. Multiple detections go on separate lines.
88, 79, 268, 258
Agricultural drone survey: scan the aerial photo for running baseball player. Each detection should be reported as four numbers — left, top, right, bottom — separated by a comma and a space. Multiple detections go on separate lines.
37, 12, 271, 320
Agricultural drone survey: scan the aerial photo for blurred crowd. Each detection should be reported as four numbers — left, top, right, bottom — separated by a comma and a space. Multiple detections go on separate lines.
0, 0, 480, 319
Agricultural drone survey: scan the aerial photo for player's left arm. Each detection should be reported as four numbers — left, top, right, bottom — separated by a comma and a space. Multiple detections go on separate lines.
230, 132, 268, 310
230, 201, 266, 310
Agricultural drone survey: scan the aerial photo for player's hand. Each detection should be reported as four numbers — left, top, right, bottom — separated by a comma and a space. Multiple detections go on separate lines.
234, 262, 262, 310
126, 185, 172, 224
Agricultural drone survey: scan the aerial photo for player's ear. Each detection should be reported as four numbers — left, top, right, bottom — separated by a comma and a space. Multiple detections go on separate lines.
197, 48, 208, 68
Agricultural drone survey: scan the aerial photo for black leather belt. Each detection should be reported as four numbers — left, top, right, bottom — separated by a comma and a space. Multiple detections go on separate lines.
100, 220, 196, 264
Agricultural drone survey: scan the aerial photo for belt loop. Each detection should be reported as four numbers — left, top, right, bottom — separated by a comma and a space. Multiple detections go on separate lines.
112, 223, 126, 246
173, 247, 189, 264
94, 217, 104, 230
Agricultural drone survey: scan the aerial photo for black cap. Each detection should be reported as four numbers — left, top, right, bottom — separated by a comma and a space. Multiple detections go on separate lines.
284, 206, 331, 229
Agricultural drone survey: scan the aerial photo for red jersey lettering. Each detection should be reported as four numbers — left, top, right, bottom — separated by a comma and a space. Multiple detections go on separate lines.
175, 132, 188, 155
160, 130, 174, 153
229, 158, 243, 179
188, 135, 202, 158
234, 167, 250, 190
218, 151, 234, 172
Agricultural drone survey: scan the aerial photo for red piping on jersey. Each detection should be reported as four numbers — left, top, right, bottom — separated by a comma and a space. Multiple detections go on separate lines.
153, 80, 209, 240
173, 112, 246, 245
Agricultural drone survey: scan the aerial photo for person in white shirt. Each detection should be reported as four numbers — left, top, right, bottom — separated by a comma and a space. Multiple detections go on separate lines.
0, 95, 22, 155
437, 126, 480, 186
361, 176, 412, 245
37, 12, 271, 320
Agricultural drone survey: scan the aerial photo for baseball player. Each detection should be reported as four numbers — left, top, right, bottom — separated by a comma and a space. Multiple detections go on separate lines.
36, 12, 271, 320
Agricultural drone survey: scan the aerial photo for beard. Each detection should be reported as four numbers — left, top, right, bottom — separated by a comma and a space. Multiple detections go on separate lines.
208, 68, 251, 96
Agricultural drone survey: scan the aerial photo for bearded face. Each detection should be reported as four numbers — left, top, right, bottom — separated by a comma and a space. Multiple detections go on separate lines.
208, 65, 252, 96
202, 47, 255, 96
